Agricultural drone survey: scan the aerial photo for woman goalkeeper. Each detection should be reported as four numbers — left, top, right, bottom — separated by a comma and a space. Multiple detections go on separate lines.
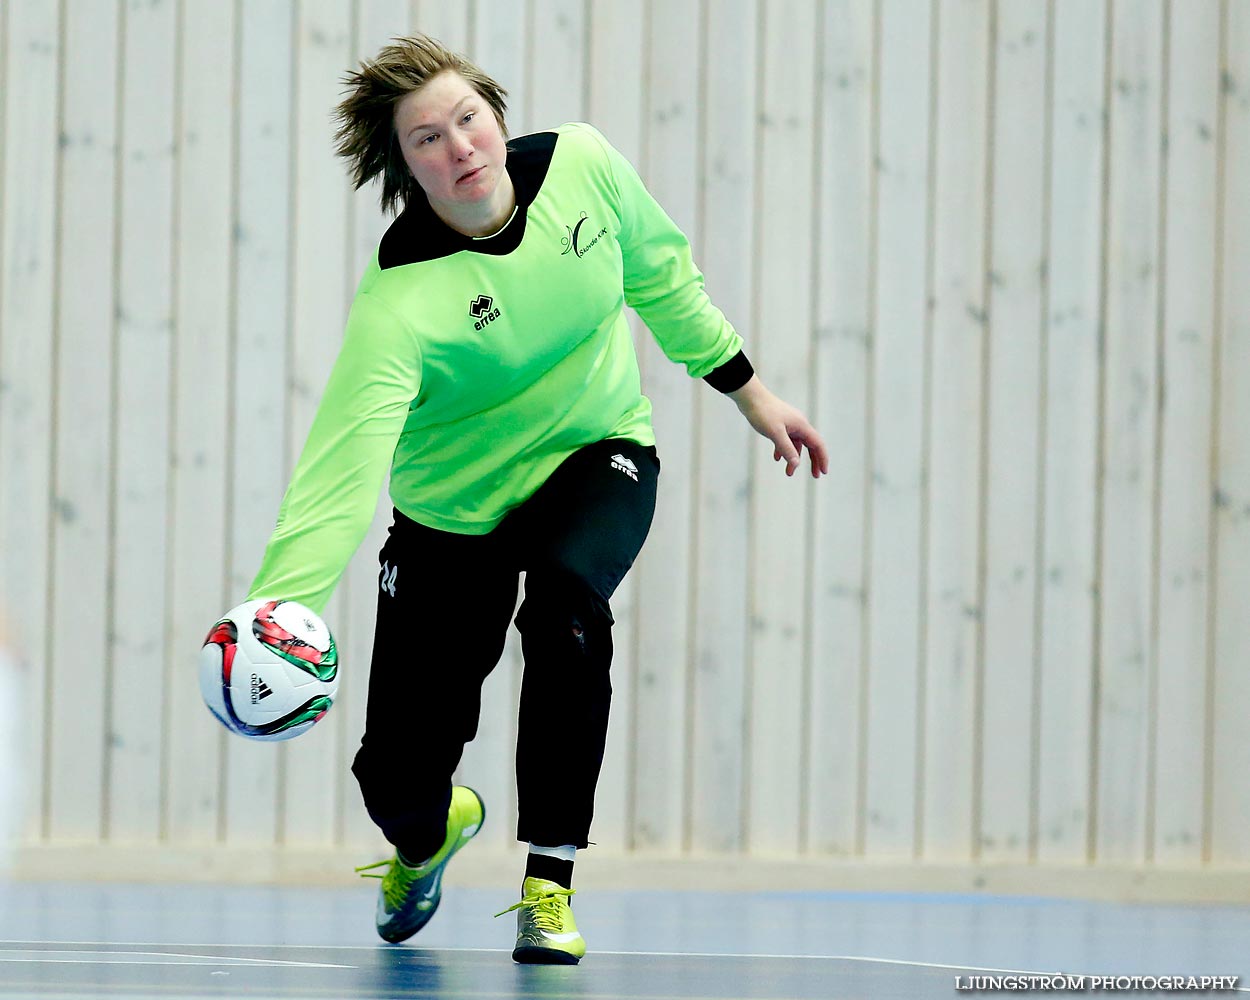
242, 33, 828, 965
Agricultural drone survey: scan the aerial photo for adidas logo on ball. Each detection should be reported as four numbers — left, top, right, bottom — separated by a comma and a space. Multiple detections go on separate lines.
251, 673, 273, 704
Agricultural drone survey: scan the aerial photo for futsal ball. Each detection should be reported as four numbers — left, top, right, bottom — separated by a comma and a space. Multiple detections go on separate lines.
199, 599, 339, 742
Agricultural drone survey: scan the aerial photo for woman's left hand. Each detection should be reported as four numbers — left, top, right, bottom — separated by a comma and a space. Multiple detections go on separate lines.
728, 375, 829, 479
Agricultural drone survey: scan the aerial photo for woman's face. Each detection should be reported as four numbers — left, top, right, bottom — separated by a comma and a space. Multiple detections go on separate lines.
394, 70, 508, 213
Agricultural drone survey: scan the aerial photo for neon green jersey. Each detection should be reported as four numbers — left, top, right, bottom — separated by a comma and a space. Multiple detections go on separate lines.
248, 123, 745, 614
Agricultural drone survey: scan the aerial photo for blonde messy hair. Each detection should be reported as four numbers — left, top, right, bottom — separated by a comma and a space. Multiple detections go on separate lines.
334, 34, 509, 216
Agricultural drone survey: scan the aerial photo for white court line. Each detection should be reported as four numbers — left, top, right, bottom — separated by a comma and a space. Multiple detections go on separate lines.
0, 948, 353, 970
0, 941, 1242, 991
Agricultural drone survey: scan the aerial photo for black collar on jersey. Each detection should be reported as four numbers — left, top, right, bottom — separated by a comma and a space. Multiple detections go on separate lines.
378, 130, 559, 269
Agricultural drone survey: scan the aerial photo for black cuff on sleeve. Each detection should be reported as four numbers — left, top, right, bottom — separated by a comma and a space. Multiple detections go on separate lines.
702, 350, 755, 394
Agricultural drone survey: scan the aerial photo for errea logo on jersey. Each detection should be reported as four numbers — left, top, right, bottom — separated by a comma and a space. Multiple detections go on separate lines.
470, 294, 501, 331
561, 212, 609, 258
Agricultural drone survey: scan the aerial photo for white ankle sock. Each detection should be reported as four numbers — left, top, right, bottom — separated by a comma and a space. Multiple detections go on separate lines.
527, 842, 576, 861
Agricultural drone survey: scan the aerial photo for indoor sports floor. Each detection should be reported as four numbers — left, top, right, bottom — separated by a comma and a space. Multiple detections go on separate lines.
1, 881, 1247, 999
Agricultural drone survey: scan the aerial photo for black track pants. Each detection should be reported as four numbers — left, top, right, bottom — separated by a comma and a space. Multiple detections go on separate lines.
351, 438, 659, 858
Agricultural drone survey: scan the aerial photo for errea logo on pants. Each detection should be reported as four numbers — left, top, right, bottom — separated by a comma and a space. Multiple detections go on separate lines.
610, 454, 638, 482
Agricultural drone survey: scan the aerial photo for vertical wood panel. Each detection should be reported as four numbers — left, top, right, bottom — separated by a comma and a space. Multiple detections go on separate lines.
46, 0, 116, 844
472, 0, 529, 135
585, 0, 645, 853
166, 0, 236, 846
1097, 0, 1164, 864
922, 0, 989, 861
1211, 0, 1250, 863
807, 0, 873, 858
980, 0, 1049, 863
413, 0, 470, 52
338, 0, 409, 857
282, 0, 354, 849
0, 0, 58, 845
108, 0, 178, 844
745, 0, 819, 854
225, 0, 295, 846
864, 0, 932, 858
529, 0, 586, 128
0, 0, 16, 853
690, 0, 757, 854
1037, 0, 1105, 864
631, 0, 700, 853
1153, 0, 1219, 865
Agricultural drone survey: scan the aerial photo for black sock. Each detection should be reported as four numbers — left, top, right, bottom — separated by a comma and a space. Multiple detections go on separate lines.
396, 847, 431, 868
396, 830, 443, 868
525, 852, 574, 890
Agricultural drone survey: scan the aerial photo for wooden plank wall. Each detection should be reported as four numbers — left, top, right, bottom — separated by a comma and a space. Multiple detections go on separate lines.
1, 0, 1248, 873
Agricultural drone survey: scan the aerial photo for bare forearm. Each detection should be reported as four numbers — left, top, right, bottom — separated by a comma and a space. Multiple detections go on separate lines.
726, 373, 768, 410
726, 374, 829, 479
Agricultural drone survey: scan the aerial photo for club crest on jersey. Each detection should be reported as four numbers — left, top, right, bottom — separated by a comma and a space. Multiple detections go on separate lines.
561, 212, 608, 259
470, 293, 501, 331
